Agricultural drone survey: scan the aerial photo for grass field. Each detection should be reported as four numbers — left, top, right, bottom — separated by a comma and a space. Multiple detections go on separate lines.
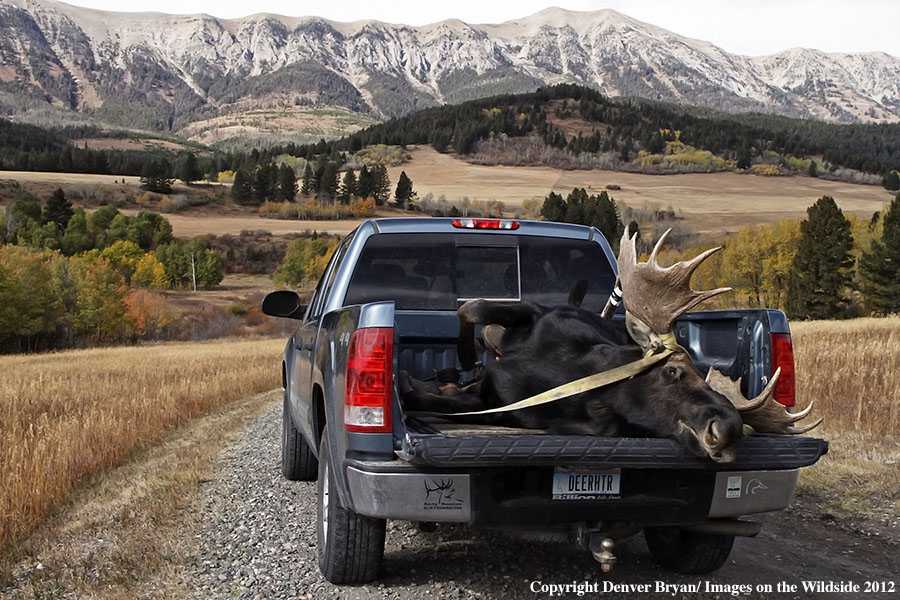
388, 147, 891, 236
0, 338, 284, 555
793, 317, 900, 436
792, 317, 900, 519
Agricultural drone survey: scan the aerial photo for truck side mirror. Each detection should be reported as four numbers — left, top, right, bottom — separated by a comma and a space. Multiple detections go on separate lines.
262, 290, 306, 319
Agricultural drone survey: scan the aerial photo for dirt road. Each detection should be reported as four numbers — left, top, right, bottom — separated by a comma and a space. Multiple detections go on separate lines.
169, 402, 898, 600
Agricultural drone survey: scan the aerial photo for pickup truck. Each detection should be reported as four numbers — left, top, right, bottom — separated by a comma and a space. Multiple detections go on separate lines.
262, 217, 828, 584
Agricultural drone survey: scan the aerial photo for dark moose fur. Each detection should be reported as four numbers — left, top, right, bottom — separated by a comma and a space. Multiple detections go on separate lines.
400, 300, 745, 463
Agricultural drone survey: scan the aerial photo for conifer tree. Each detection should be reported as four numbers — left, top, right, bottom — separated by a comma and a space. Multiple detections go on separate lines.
859, 193, 900, 314
231, 169, 253, 205
372, 165, 391, 206
139, 159, 173, 194
318, 162, 339, 202
540, 192, 566, 222
300, 163, 314, 196
277, 164, 298, 202
393, 171, 415, 209
339, 170, 357, 203
44, 188, 74, 230
786, 196, 855, 320
564, 187, 587, 223
178, 152, 201, 185
357, 165, 373, 199
585, 191, 623, 252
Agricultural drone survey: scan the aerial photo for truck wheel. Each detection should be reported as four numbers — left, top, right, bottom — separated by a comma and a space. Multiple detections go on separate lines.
282, 396, 317, 481
317, 430, 385, 583
643, 527, 735, 574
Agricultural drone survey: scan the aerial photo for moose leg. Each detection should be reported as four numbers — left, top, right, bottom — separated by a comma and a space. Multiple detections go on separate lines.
457, 300, 543, 369
458, 299, 543, 327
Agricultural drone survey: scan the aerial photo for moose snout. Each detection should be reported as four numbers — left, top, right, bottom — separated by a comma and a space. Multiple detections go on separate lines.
702, 417, 740, 463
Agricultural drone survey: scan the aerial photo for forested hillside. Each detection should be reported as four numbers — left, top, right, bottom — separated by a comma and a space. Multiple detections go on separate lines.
291, 85, 900, 181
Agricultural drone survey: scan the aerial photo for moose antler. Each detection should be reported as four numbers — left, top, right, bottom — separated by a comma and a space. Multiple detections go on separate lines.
705, 367, 823, 434
617, 227, 731, 353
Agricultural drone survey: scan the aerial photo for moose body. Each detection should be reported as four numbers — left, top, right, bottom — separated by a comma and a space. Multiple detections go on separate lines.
402, 299, 746, 463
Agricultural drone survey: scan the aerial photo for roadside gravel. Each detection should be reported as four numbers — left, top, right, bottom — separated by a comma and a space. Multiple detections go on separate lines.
173, 401, 899, 600
178, 402, 505, 600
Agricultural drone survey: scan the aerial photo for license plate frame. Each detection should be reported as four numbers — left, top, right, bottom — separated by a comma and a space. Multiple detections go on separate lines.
552, 466, 621, 500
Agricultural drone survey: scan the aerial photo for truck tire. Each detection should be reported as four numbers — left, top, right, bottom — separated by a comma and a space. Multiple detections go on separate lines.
316, 430, 386, 583
643, 526, 735, 574
282, 395, 317, 481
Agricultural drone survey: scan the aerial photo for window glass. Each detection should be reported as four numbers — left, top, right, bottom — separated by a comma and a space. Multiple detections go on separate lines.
309, 234, 353, 318
343, 233, 615, 311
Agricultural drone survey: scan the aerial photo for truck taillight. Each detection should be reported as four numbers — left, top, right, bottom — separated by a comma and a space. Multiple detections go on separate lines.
771, 333, 795, 407
451, 218, 520, 230
344, 327, 393, 433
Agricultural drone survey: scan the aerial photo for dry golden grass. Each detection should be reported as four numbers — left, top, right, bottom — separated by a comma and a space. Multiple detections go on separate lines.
0, 337, 284, 555
387, 147, 890, 236
792, 317, 900, 520
2, 389, 279, 597
793, 316, 900, 436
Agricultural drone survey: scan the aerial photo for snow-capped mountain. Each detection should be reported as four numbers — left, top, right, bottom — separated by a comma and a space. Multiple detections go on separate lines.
1, 0, 898, 135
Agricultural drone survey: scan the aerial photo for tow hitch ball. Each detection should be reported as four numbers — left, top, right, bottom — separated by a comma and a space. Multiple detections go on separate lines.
589, 535, 616, 572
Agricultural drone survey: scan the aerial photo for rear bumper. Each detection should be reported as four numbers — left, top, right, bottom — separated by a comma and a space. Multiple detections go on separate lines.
344, 460, 802, 526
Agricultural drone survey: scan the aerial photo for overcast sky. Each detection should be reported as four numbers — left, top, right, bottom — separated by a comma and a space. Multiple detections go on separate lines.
59, 0, 900, 57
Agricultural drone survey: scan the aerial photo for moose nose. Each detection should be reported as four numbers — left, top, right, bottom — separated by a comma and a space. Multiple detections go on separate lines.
705, 419, 738, 463
706, 420, 721, 448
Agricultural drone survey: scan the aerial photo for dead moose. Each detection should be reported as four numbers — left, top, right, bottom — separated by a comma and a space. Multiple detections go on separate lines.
400, 228, 820, 463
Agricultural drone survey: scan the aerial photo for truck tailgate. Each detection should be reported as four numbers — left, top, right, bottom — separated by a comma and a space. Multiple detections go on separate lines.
397, 432, 828, 470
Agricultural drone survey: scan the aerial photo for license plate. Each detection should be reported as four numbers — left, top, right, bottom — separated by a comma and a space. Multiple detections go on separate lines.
552, 467, 621, 500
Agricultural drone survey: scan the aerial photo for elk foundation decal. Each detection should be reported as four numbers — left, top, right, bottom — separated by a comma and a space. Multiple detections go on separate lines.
423, 478, 465, 511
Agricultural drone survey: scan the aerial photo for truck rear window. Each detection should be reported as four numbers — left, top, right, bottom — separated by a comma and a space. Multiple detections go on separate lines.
343, 233, 616, 312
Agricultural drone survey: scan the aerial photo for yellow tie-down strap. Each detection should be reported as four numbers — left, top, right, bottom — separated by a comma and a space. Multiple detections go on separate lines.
408, 333, 678, 418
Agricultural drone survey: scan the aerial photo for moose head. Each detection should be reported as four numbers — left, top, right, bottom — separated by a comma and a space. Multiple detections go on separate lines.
614, 226, 820, 461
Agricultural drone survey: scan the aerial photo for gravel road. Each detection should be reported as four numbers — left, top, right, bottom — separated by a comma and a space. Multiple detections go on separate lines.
179, 401, 899, 600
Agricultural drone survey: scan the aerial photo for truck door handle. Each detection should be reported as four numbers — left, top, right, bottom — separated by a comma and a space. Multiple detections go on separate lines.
296, 342, 314, 351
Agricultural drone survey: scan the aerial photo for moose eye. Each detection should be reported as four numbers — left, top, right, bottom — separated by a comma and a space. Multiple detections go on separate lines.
664, 366, 680, 380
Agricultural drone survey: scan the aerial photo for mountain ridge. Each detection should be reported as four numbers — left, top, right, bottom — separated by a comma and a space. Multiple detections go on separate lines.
2, 0, 898, 142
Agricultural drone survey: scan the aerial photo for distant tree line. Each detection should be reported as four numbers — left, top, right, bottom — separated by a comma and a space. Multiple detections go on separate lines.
237, 156, 405, 219
231, 163, 298, 205
0, 187, 226, 352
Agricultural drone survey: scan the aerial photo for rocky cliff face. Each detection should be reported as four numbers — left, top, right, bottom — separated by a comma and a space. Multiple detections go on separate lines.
2, 0, 898, 134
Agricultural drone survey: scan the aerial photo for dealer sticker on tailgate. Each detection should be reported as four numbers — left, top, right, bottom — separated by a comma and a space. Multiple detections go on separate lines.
552, 467, 621, 500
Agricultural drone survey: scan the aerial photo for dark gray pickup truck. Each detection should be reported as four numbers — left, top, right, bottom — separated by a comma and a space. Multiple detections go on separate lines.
262, 217, 827, 584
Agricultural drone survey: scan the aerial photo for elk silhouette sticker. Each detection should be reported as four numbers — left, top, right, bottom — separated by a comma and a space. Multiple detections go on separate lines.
423, 478, 464, 511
